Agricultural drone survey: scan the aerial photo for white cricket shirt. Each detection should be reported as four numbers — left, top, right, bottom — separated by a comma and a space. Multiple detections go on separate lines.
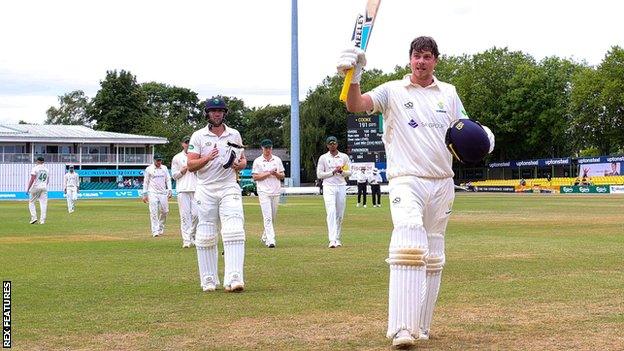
355, 170, 368, 184
252, 154, 285, 195
171, 151, 197, 192
64, 172, 80, 188
143, 164, 172, 195
188, 124, 243, 186
368, 172, 383, 185
30, 164, 49, 189
366, 75, 468, 180
316, 151, 352, 186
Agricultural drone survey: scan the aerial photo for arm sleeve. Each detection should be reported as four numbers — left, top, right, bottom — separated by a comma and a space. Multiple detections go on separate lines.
316, 156, 333, 179
251, 158, 260, 174
365, 83, 389, 115
171, 155, 184, 180
277, 157, 285, 173
142, 167, 150, 195
63, 174, 67, 188
342, 155, 352, 178
450, 87, 469, 120
188, 133, 201, 157
165, 166, 173, 190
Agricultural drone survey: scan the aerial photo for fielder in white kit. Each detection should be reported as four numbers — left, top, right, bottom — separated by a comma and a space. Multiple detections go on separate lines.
187, 97, 247, 293
171, 135, 198, 248
316, 136, 352, 248
252, 139, 285, 248
142, 154, 172, 237
338, 36, 495, 347
27, 156, 49, 224
63, 165, 80, 213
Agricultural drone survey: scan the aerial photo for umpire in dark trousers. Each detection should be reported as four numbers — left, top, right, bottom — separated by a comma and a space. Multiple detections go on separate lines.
369, 168, 382, 207
355, 167, 368, 208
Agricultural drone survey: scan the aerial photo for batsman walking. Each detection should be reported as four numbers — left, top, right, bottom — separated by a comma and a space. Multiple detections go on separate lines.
188, 97, 248, 293
338, 36, 495, 347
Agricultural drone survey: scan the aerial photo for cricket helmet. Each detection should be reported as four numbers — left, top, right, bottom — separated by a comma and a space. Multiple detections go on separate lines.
445, 119, 490, 164
205, 97, 228, 113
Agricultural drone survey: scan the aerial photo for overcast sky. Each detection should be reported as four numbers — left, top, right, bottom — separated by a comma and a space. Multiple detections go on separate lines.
1, 0, 622, 125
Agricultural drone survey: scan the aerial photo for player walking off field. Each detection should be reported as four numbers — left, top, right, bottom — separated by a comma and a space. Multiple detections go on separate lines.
252, 139, 285, 248
338, 36, 495, 347
142, 154, 172, 237
187, 97, 248, 293
27, 156, 49, 224
316, 136, 352, 248
63, 165, 80, 213
171, 135, 198, 248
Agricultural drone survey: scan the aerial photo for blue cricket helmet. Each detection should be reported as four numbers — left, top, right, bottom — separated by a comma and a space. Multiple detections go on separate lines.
205, 97, 228, 113
445, 119, 491, 164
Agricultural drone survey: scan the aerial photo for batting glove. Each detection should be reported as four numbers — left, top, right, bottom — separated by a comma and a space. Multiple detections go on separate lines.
337, 47, 367, 84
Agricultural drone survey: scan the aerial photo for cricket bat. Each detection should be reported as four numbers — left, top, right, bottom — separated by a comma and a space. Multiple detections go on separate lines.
339, 0, 381, 102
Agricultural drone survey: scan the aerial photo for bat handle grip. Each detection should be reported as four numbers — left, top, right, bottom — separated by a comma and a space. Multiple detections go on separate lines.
339, 68, 355, 102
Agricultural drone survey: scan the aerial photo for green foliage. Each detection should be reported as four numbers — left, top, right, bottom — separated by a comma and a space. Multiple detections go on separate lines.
45, 90, 92, 126
245, 104, 290, 148
88, 70, 147, 134
570, 46, 624, 155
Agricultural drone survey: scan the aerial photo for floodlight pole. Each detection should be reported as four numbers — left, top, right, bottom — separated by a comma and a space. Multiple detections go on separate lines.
290, 0, 301, 187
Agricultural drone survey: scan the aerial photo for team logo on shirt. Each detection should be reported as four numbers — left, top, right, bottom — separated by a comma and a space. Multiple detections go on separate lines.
408, 119, 419, 128
392, 197, 401, 204
435, 101, 447, 113
204, 142, 213, 147
404, 101, 414, 109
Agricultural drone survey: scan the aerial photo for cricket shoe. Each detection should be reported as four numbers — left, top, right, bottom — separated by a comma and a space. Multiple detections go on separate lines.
225, 273, 244, 293
335, 240, 342, 247
29, 219, 37, 224
363, 205, 367, 208
418, 329, 430, 341
201, 275, 217, 292
328, 241, 336, 248
152, 233, 160, 237
392, 329, 416, 348
356, 203, 361, 207
39, 221, 45, 225
266, 242, 276, 248
182, 242, 192, 248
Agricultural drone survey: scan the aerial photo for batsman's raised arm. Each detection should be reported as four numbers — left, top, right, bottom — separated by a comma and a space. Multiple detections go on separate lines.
337, 48, 374, 113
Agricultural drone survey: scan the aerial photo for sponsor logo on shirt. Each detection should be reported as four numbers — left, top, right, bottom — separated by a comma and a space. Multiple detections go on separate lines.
404, 101, 414, 109
408, 119, 419, 128
392, 197, 401, 204
188, 144, 195, 151
421, 121, 446, 129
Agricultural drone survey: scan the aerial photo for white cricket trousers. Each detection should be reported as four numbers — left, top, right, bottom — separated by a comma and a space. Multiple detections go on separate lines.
66, 186, 78, 213
322, 184, 346, 243
194, 183, 245, 289
148, 193, 169, 235
177, 191, 198, 245
386, 176, 454, 339
29, 186, 48, 222
258, 193, 280, 244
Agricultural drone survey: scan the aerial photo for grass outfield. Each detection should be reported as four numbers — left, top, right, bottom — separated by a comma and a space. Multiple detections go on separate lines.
1, 193, 623, 350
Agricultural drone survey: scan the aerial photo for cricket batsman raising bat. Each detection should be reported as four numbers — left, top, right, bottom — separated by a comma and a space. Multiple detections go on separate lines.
338, 0, 381, 102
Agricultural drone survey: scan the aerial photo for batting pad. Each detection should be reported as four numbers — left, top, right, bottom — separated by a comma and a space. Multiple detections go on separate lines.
386, 224, 428, 339
195, 222, 218, 247
419, 233, 445, 334
223, 240, 245, 285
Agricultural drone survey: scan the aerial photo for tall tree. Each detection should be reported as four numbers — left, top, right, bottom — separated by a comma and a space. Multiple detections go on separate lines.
45, 90, 92, 126
140, 82, 200, 162
88, 70, 147, 133
244, 105, 289, 148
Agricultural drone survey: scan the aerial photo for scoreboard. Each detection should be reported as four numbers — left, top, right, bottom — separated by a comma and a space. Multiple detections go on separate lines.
346, 114, 386, 163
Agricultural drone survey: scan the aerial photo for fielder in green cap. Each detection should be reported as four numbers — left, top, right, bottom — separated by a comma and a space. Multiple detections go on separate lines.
317, 135, 351, 248
143, 152, 172, 237
252, 138, 285, 248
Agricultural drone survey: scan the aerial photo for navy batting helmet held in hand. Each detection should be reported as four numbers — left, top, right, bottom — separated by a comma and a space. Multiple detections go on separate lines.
445, 119, 491, 164
205, 97, 228, 113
